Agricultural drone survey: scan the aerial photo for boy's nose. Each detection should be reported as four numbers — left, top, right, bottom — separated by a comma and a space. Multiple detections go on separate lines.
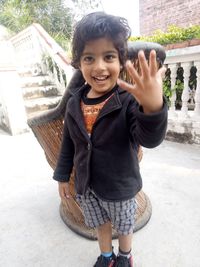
94, 58, 106, 71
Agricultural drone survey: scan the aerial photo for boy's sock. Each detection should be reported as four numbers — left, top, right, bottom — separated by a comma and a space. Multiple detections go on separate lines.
118, 248, 132, 258
101, 251, 113, 258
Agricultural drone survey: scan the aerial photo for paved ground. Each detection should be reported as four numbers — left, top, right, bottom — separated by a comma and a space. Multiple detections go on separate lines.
0, 128, 200, 267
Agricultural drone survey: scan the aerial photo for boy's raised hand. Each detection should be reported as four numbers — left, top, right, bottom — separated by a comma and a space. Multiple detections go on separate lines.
117, 50, 166, 114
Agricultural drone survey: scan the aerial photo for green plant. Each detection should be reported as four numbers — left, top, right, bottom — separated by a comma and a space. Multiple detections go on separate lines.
130, 24, 200, 46
163, 68, 172, 106
174, 79, 184, 110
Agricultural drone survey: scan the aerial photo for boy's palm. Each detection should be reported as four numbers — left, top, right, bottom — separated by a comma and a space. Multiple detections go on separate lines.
118, 50, 166, 114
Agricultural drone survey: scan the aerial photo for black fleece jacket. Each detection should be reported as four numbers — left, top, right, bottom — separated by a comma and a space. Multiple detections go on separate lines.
53, 84, 168, 201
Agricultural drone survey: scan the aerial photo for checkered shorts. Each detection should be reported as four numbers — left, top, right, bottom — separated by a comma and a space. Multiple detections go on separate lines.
76, 188, 137, 235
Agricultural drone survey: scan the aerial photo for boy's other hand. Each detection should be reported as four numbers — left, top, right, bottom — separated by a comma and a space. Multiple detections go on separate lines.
117, 50, 166, 114
58, 182, 71, 201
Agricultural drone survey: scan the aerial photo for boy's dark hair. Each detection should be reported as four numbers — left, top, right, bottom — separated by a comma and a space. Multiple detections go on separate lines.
71, 12, 131, 69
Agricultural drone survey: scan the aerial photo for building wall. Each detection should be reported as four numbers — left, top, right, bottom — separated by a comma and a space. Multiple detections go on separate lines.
139, 0, 200, 36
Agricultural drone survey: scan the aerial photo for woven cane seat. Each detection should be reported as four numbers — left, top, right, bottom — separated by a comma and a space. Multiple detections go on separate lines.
28, 41, 165, 239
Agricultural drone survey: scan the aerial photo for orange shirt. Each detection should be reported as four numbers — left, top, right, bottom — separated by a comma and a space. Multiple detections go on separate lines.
81, 98, 109, 135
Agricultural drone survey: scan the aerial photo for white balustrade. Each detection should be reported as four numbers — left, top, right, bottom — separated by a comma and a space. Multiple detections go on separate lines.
194, 61, 200, 117
165, 44, 200, 120
165, 45, 200, 144
168, 64, 178, 116
32, 23, 73, 91
9, 23, 73, 93
180, 62, 192, 117
10, 27, 42, 74
59, 67, 66, 93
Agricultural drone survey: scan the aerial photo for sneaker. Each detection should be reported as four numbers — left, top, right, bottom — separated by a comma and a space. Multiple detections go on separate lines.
115, 255, 133, 267
93, 253, 116, 267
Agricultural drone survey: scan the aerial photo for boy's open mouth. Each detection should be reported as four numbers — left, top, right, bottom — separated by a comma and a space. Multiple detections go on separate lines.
93, 75, 109, 82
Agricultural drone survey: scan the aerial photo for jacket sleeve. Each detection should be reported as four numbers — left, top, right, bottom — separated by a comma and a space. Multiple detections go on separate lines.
127, 96, 168, 148
53, 113, 74, 182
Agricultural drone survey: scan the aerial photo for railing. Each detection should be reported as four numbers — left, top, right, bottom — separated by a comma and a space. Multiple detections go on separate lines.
164, 44, 200, 144
9, 23, 73, 94
165, 44, 200, 120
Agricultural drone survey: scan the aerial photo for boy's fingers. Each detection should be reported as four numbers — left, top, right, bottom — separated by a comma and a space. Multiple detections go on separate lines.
117, 79, 135, 94
65, 192, 70, 199
138, 50, 149, 79
117, 79, 140, 103
149, 50, 157, 76
58, 183, 71, 200
125, 60, 143, 88
64, 186, 70, 199
61, 192, 70, 200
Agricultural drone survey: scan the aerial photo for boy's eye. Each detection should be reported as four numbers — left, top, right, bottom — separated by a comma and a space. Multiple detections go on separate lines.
105, 54, 117, 61
82, 56, 93, 63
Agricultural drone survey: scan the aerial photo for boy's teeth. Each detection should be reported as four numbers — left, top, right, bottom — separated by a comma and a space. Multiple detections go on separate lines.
95, 76, 107, 80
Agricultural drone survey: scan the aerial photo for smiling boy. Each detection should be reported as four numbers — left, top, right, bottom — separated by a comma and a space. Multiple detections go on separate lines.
53, 12, 168, 267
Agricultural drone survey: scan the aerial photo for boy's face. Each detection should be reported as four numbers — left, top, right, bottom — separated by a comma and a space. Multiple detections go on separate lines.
79, 37, 121, 98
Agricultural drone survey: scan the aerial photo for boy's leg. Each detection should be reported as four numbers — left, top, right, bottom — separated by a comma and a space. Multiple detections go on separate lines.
76, 189, 116, 266
113, 198, 136, 267
115, 234, 133, 267
96, 221, 112, 252
118, 233, 133, 253
94, 221, 116, 267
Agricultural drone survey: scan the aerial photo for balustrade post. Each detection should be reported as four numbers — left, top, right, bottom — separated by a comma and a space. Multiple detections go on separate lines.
52, 62, 59, 85
58, 66, 65, 93
52, 62, 64, 94
194, 61, 200, 117
181, 62, 192, 117
31, 27, 44, 68
168, 64, 178, 116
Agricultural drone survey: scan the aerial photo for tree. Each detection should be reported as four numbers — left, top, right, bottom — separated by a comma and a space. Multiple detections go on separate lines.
0, 0, 103, 49
69, 0, 103, 20
0, 0, 73, 43
0, 0, 103, 35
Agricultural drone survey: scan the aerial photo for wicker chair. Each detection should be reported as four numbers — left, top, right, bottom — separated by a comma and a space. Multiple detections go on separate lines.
28, 41, 166, 240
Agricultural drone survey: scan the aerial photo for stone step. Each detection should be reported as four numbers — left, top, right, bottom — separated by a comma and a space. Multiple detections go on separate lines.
18, 69, 36, 77
22, 85, 60, 99
24, 96, 61, 114
20, 75, 53, 88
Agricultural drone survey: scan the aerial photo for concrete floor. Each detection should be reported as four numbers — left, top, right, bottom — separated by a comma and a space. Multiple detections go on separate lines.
0, 128, 200, 267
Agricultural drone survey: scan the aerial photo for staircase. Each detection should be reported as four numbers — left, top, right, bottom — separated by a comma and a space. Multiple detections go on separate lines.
20, 72, 62, 118
10, 23, 73, 119
0, 23, 73, 134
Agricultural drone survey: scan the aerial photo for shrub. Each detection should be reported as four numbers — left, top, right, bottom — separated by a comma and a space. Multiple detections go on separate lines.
130, 24, 200, 45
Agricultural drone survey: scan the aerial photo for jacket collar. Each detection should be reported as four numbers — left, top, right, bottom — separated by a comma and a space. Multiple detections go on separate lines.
97, 87, 122, 120
67, 84, 124, 138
